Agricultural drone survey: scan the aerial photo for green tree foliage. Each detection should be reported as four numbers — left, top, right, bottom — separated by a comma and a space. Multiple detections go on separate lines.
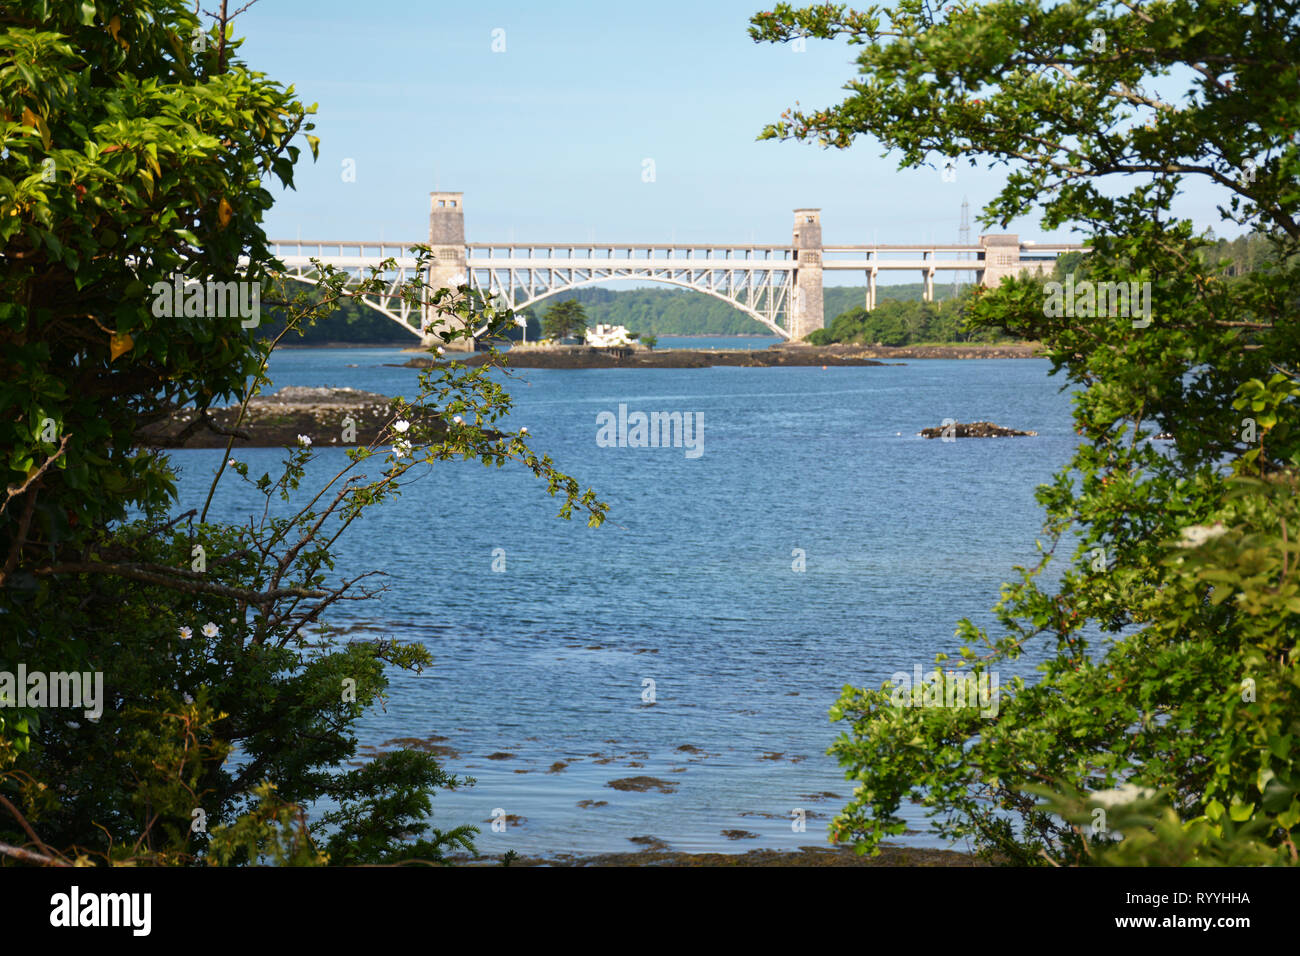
1, 0, 305, 559
540, 297, 588, 341
754, 0, 1300, 865
807, 291, 1014, 346
0, 0, 606, 866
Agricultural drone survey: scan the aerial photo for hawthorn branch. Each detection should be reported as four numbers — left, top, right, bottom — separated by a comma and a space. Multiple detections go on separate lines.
0, 841, 70, 866
0, 487, 37, 588
32, 561, 327, 606
1, 432, 70, 517
0, 793, 60, 862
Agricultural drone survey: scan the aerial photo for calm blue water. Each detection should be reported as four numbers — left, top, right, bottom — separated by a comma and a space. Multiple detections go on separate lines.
170, 344, 1078, 857
652, 335, 781, 350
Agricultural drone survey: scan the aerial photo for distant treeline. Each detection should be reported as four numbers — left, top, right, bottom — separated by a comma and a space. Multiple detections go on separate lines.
256, 285, 416, 344
256, 285, 542, 345
256, 280, 960, 344
561, 283, 961, 336
1055, 232, 1279, 281
1206, 233, 1271, 275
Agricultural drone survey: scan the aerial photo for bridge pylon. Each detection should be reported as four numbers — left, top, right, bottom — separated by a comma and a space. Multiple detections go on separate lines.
423, 191, 474, 349
789, 209, 824, 341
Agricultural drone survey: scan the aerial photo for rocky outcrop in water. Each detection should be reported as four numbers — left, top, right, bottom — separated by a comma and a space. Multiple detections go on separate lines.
919, 421, 1038, 438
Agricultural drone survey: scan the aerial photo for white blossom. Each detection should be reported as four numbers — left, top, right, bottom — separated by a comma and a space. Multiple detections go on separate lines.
1177, 523, 1227, 548
1090, 783, 1156, 808
178, 626, 193, 640
394, 419, 410, 434
202, 622, 219, 638
297, 434, 313, 447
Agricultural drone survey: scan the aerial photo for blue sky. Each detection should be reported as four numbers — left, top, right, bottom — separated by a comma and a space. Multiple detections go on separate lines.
237, 0, 1230, 265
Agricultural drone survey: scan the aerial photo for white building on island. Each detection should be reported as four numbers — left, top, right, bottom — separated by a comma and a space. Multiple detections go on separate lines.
585, 323, 639, 348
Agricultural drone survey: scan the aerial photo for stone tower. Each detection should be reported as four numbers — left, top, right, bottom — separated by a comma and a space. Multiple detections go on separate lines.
978, 234, 1029, 286
424, 191, 470, 348
789, 208, 824, 341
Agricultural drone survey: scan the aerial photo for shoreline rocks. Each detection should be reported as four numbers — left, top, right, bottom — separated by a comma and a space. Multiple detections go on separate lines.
456, 843, 987, 867
398, 344, 893, 370
137, 386, 449, 449
840, 344, 1040, 360
397, 342, 1040, 370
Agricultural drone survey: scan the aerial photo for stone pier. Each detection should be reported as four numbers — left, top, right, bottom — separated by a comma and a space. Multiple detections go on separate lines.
788, 209, 824, 342
423, 191, 472, 349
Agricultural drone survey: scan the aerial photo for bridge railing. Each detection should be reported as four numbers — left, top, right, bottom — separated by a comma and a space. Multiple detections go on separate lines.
268, 240, 426, 270
268, 240, 1086, 271
464, 243, 797, 262
820, 243, 1086, 271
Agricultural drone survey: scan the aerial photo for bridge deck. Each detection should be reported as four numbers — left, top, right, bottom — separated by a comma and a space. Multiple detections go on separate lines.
269, 240, 1085, 271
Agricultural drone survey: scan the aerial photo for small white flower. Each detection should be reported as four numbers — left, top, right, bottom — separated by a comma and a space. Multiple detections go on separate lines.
394, 419, 410, 434
227, 458, 237, 467
1177, 523, 1227, 549
520, 426, 529, 434
182, 693, 194, 704
178, 626, 193, 640
452, 415, 463, 425
297, 434, 313, 447
436, 346, 446, 355
393, 439, 412, 459
202, 622, 219, 638
1090, 783, 1156, 808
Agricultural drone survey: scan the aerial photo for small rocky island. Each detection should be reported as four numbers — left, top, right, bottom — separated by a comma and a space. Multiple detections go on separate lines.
400, 344, 893, 370
399, 341, 1041, 371
920, 421, 1038, 438
138, 386, 431, 448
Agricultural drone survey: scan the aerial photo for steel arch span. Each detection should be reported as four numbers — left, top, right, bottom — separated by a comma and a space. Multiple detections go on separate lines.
268, 242, 428, 337
464, 244, 799, 340
469, 272, 793, 340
